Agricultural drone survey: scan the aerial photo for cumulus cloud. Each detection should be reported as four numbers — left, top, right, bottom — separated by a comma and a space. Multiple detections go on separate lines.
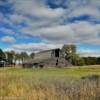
5, 0, 100, 43
12, 43, 62, 52
78, 49, 100, 57
0, 0, 100, 56
67, 5, 100, 20
0, 28, 15, 35
5, 0, 100, 45
8, 14, 27, 25
1, 36, 16, 43
19, 21, 100, 45
9, 0, 65, 19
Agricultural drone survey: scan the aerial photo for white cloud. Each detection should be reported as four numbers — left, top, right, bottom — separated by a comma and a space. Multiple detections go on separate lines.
0, 0, 100, 56
78, 49, 100, 57
20, 21, 100, 45
8, 14, 27, 24
1, 36, 16, 43
9, 0, 65, 19
6, 0, 100, 45
7, 42, 100, 57
3, 42, 100, 57
12, 43, 62, 52
0, 28, 15, 35
68, 6, 100, 19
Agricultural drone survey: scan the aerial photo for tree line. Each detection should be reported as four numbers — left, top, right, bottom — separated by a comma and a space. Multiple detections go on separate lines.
62, 45, 100, 66
82, 57, 100, 65
0, 45, 100, 67
0, 49, 35, 66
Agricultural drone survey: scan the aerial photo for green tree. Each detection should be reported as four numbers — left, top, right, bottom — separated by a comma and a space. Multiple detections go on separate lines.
83, 57, 98, 65
20, 52, 28, 64
0, 48, 5, 59
62, 44, 84, 66
62, 44, 76, 60
71, 54, 85, 66
5, 51, 14, 64
0, 49, 6, 67
62, 44, 76, 55
97, 57, 100, 64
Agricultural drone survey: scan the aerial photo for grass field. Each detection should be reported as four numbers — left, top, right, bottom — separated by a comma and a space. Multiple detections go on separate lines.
0, 65, 100, 100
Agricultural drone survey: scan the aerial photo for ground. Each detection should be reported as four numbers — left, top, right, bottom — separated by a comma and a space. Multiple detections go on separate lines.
0, 65, 100, 100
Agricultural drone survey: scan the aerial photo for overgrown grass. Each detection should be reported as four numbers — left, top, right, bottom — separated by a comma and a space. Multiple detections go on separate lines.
0, 65, 100, 78
0, 65, 100, 100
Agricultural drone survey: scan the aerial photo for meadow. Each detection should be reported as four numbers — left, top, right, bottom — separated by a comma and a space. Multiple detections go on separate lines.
0, 65, 100, 100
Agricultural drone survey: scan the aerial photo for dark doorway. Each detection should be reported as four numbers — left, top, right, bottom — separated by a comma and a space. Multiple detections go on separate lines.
56, 59, 58, 66
55, 49, 60, 57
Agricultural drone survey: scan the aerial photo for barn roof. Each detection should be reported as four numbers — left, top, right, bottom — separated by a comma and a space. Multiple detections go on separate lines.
35, 48, 60, 54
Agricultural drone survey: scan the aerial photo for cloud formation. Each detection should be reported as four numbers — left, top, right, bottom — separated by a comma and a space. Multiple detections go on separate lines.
19, 21, 100, 45
12, 43, 62, 52
0, 0, 100, 56
78, 49, 100, 57
1, 36, 16, 43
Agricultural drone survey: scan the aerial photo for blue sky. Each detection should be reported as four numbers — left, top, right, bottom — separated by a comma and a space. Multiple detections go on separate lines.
0, 0, 100, 56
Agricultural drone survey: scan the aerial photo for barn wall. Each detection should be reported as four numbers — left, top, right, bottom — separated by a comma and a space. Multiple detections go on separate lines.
23, 49, 71, 68
34, 50, 52, 60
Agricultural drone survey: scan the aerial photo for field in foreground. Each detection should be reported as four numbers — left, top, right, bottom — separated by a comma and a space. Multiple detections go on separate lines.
0, 65, 100, 100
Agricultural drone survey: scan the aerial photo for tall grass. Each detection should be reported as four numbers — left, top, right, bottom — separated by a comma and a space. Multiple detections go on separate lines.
0, 73, 100, 100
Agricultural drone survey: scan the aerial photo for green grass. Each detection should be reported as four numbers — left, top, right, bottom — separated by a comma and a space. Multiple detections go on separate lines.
0, 65, 100, 78
0, 65, 100, 100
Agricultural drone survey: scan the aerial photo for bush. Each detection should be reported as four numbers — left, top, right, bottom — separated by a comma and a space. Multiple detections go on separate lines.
70, 54, 85, 66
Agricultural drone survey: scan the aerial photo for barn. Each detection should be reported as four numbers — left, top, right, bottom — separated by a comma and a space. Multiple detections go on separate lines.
23, 48, 71, 68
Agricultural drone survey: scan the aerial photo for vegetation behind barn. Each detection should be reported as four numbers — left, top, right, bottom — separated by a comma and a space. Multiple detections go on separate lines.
0, 44, 100, 67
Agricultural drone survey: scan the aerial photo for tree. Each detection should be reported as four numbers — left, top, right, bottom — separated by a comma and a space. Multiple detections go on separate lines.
62, 44, 76, 53
20, 52, 28, 64
0, 48, 5, 59
30, 52, 35, 59
5, 51, 14, 64
83, 57, 98, 65
62, 44, 76, 60
71, 54, 85, 66
15, 53, 22, 64
62, 44, 84, 66
62, 45, 76, 58
0, 48, 6, 67
97, 57, 100, 64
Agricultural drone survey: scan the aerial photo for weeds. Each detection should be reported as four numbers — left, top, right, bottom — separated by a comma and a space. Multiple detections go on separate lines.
0, 73, 100, 100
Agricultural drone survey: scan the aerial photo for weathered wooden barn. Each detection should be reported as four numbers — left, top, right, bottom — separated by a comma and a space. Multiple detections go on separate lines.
23, 48, 71, 68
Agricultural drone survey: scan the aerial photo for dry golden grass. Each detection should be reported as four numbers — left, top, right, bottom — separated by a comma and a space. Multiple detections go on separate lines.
0, 74, 100, 100
0, 66, 100, 100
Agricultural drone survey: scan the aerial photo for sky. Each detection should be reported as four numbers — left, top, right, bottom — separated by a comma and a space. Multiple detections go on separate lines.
0, 0, 100, 57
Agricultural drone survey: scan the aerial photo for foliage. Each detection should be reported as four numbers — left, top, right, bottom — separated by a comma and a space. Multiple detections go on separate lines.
70, 54, 85, 66
20, 52, 28, 59
97, 57, 100, 64
0, 48, 5, 59
83, 57, 99, 65
5, 51, 14, 64
20, 52, 29, 64
62, 45, 84, 66
62, 44, 76, 56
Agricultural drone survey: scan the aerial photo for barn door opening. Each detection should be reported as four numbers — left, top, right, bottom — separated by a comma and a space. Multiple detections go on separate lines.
55, 49, 59, 57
